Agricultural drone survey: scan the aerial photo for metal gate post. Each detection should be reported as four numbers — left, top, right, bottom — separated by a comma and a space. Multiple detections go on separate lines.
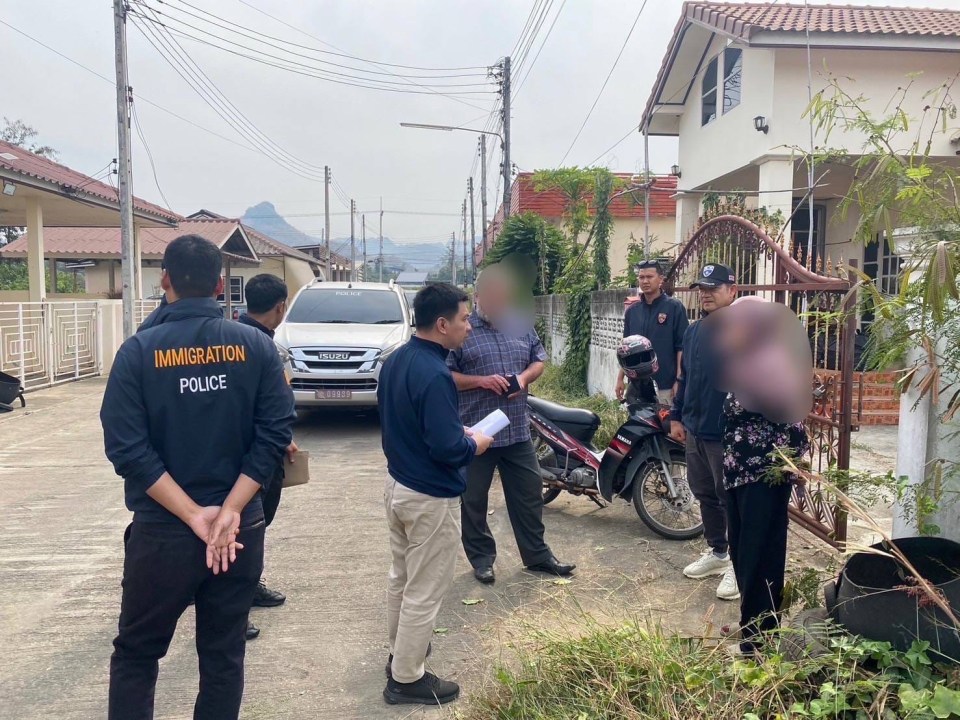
834, 262, 859, 544
16, 303, 25, 387
73, 302, 80, 380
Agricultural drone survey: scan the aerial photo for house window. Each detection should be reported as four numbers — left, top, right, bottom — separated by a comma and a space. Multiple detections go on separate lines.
722, 48, 742, 114
217, 276, 244, 304
862, 233, 901, 325
701, 56, 718, 126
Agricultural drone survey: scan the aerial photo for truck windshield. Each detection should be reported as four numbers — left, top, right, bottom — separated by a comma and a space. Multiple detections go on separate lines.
287, 289, 404, 325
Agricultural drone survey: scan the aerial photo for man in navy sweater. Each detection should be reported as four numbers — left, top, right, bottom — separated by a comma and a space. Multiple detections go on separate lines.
378, 283, 493, 706
101, 235, 295, 720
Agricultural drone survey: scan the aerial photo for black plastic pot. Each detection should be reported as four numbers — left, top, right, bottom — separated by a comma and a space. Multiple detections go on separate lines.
0, 371, 25, 411
826, 537, 960, 661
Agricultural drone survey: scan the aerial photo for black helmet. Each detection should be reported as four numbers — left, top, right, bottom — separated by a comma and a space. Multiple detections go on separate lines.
617, 335, 658, 379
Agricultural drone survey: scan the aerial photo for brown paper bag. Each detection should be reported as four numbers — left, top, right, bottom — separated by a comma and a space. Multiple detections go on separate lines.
282, 449, 310, 488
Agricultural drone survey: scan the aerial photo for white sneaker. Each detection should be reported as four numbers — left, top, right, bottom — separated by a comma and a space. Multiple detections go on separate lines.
683, 551, 731, 579
716, 566, 740, 601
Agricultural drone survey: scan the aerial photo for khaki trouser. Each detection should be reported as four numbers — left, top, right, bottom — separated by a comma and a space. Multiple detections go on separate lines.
385, 478, 461, 684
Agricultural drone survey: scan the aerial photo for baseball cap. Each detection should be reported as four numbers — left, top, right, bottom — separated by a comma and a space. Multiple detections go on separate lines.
690, 263, 737, 289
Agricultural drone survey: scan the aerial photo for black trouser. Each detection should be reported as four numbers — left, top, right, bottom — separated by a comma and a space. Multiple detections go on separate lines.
109, 518, 265, 720
725, 480, 792, 652
685, 433, 728, 555
462, 439, 553, 568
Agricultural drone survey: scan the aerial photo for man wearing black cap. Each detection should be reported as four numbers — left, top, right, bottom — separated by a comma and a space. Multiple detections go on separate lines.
669, 263, 740, 602
617, 259, 688, 404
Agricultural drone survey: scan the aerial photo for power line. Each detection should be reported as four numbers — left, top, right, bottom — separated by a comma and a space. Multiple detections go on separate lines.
233, 0, 494, 112
131, 101, 173, 209
131, 11, 328, 182
132, 4, 496, 92
131, 8, 497, 97
513, 0, 552, 79
513, 0, 567, 99
557, 0, 650, 166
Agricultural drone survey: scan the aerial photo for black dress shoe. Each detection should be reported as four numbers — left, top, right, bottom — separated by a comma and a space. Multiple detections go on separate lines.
473, 566, 495, 584
383, 671, 459, 706
526, 556, 576, 576
245, 621, 260, 641
385, 642, 432, 678
252, 580, 286, 608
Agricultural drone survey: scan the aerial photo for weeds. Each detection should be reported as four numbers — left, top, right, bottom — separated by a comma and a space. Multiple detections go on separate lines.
460, 618, 960, 719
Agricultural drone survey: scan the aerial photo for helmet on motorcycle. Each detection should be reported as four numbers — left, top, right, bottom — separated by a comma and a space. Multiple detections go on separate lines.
617, 335, 658, 379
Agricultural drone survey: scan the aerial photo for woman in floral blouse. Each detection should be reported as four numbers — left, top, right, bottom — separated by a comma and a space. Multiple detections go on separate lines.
723, 396, 809, 654
714, 296, 812, 655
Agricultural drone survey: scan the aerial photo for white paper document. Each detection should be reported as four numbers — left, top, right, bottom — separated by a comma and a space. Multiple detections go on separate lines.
470, 409, 511, 438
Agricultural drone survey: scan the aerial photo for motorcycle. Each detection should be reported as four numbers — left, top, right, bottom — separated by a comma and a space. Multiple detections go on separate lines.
528, 382, 703, 540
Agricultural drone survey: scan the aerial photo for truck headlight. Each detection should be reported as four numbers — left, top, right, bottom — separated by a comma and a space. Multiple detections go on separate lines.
379, 342, 402, 363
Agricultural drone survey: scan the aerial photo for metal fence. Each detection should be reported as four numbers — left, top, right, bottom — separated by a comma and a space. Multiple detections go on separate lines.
0, 302, 103, 390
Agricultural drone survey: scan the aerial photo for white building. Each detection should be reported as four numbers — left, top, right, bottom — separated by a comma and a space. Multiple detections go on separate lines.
642, 2, 960, 300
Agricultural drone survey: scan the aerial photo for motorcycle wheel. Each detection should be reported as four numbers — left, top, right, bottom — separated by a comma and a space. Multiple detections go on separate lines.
631, 451, 704, 540
532, 426, 562, 505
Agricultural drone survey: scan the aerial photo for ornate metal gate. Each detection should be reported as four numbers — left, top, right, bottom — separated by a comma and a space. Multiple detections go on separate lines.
665, 212, 860, 547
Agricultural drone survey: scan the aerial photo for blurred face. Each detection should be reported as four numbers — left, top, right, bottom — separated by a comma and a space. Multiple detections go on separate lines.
637, 268, 663, 296
476, 274, 511, 322
698, 283, 737, 313
437, 301, 472, 350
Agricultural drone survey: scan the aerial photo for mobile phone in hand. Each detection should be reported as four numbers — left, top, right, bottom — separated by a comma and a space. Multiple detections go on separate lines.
505, 374, 522, 395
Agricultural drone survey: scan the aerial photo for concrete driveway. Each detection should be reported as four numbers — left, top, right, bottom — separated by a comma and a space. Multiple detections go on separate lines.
0, 379, 897, 719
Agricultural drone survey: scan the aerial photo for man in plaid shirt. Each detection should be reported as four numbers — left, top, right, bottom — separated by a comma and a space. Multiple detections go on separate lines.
447, 267, 576, 585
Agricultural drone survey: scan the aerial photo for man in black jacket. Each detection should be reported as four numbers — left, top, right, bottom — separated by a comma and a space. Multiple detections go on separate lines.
101, 235, 296, 720
379, 283, 493, 707
237, 274, 296, 640
670, 263, 740, 602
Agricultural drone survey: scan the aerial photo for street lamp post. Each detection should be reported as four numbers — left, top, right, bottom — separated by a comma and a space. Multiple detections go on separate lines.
400, 122, 508, 253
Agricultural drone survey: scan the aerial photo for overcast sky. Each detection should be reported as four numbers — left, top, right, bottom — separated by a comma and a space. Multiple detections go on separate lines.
2, 0, 949, 253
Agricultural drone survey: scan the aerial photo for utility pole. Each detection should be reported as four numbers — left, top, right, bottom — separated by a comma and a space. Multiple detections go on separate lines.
113, 0, 136, 339
450, 232, 456, 286
350, 199, 356, 282
324, 165, 331, 279
362, 214, 367, 280
462, 200, 468, 285
468, 176, 476, 281
378, 197, 384, 283
479, 135, 488, 250
501, 55, 512, 219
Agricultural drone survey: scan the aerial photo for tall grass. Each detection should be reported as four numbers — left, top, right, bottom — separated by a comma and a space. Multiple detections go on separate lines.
532, 364, 626, 449
460, 618, 960, 719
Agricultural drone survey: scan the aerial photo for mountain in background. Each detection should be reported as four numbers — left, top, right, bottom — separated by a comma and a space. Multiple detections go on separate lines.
241, 201, 446, 271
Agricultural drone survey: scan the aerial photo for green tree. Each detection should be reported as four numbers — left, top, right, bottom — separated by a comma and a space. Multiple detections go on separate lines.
0, 260, 83, 293
1, 119, 58, 247
482, 212, 568, 295
806, 75, 960, 415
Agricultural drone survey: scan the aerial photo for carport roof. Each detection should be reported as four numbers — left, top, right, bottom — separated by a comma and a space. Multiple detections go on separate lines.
0, 219, 261, 266
0, 140, 179, 226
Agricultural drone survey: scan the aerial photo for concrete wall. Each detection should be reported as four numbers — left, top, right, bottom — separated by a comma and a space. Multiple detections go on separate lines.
607, 217, 678, 277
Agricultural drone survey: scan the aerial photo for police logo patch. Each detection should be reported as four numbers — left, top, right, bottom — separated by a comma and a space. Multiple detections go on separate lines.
703, 265, 715, 277
658, 313, 667, 324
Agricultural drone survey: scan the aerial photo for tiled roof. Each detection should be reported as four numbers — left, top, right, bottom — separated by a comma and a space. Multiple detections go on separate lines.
0, 219, 315, 267
686, 3, 960, 39
642, 3, 960, 128
0, 140, 180, 224
482, 174, 678, 252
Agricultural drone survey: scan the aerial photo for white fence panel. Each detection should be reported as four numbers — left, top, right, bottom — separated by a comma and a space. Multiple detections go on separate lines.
0, 301, 103, 390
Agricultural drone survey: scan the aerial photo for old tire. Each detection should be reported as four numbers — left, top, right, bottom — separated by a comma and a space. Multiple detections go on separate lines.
542, 487, 562, 505
631, 453, 703, 540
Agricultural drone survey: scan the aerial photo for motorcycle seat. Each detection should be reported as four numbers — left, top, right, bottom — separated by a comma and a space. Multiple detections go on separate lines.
528, 395, 600, 428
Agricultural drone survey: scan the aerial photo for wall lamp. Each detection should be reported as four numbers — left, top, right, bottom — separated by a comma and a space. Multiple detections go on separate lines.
1, 181, 15, 197
753, 115, 769, 134
669, 164, 682, 178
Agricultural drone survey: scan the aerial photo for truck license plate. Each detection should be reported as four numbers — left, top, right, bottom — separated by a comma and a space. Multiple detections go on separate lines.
317, 389, 352, 400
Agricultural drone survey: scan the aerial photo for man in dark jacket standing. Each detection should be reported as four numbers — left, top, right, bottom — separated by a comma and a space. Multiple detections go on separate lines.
237, 274, 296, 640
617, 259, 688, 403
670, 263, 740, 602
101, 235, 296, 720
379, 283, 493, 707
